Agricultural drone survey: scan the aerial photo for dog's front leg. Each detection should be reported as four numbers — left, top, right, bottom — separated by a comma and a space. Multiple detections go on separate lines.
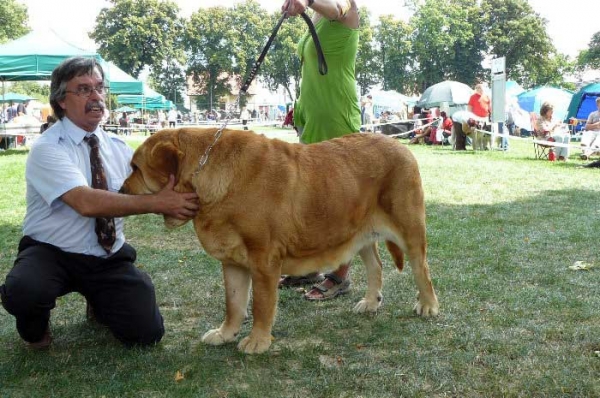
202, 263, 251, 346
237, 269, 279, 354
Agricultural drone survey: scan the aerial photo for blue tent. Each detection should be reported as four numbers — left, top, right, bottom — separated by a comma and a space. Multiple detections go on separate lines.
517, 86, 574, 122
565, 82, 600, 123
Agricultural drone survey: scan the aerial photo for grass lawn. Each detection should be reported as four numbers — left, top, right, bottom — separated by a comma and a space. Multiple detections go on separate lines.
1, 129, 599, 397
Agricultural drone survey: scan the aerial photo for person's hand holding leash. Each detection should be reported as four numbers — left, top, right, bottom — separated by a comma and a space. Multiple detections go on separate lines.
281, 0, 313, 16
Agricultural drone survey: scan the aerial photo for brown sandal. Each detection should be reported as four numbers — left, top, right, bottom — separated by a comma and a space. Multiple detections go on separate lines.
278, 273, 324, 288
303, 273, 351, 301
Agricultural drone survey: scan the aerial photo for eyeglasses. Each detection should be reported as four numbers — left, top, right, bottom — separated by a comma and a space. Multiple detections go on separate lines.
65, 85, 106, 98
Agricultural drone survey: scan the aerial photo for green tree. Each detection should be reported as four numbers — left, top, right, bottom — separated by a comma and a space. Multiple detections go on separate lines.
229, 0, 270, 106
9, 81, 50, 102
148, 60, 187, 106
374, 15, 415, 94
410, 0, 485, 91
355, 8, 378, 96
184, 6, 236, 111
535, 53, 575, 88
90, 0, 184, 78
577, 31, 600, 69
481, 0, 556, 88
260, 12, 305, 103
0, 0, 29, 44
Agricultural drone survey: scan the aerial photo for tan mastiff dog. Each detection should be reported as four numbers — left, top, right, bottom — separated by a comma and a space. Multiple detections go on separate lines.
121, 128, 439, 354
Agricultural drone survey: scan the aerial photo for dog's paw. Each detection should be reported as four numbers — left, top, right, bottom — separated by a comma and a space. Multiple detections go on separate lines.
413, 300, 439, 317
353, 297, 381, 313
237, 335, 272, 354
202, 328, 236, 345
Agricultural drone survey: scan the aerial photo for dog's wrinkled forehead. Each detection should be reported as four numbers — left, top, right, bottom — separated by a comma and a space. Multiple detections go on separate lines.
133, 130, 181, 177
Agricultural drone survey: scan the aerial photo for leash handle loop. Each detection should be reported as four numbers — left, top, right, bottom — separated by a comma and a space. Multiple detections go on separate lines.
300, 12, 328, 76
240, 10, 328, 95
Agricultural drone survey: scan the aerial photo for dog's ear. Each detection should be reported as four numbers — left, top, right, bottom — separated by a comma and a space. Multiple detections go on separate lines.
149, 141, 183, 177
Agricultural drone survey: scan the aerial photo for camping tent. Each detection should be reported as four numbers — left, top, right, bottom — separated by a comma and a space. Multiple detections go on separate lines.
565, 82, 600, 123
0, 29, 102, 81
517, 86, 574, 122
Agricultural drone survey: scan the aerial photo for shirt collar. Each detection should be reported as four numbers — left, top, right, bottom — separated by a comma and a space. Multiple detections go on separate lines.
61, 117, 104, 146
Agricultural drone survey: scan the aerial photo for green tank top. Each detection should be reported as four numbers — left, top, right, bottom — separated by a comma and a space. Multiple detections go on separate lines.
294, 18, 361, 144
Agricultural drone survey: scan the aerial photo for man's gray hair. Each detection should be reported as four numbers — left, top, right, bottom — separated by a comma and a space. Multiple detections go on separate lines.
49, 57, 104, 120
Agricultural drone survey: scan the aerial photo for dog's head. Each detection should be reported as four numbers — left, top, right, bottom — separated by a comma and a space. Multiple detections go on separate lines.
122, 129, 184, 194
121, 129, 187, 227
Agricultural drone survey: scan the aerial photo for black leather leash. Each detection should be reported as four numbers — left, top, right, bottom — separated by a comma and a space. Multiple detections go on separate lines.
239, 11, 328, 95
196, 11, 328, 174
299, 12, 328, 76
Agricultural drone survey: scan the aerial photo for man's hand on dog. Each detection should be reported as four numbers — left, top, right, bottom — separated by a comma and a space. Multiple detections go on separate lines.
156, 175, 199, 220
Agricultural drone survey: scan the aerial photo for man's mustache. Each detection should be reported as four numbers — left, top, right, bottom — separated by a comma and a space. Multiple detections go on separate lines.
85, 101, 105, 113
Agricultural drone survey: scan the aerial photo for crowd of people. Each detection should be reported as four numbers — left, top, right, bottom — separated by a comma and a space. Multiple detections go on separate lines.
358, 81, 600, 163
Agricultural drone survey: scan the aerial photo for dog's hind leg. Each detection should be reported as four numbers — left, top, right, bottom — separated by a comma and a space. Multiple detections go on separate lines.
402, 226, 439, 317
202, 262, 251, 347
353, 243, 383, 313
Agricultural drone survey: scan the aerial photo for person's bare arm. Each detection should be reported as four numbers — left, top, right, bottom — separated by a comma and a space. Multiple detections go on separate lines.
282, 0, 358, 28
585, 115, 600, 131
61, 175, 199, 220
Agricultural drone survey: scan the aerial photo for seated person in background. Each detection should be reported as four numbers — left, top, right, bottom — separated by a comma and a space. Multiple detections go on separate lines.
580, 97, 600, 160
429, 111, 453, 145
409, 106, 422, 139
380, 110, 399, 123
537, 101, 571, 161
440, 111, 453, 138
379, 111, 400, 135
409, 109, 433, 144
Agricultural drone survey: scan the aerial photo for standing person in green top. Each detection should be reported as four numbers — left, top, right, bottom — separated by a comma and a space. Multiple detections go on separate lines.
278, 0, 361, 301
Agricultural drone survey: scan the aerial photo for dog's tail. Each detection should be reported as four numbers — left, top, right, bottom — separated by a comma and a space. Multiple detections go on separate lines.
385, 241, 405, 272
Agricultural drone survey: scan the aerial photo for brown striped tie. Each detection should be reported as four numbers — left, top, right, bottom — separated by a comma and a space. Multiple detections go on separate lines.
84, 134, 116, 253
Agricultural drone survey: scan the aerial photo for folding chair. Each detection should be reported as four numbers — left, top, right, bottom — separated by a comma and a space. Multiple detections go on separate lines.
530, 112, 554, 160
